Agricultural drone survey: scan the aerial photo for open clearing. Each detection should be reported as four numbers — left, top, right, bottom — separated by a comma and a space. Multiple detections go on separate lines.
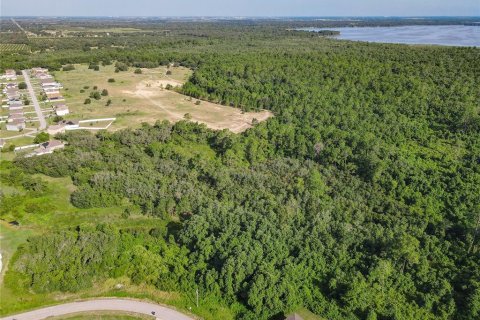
54, 64, 272, 133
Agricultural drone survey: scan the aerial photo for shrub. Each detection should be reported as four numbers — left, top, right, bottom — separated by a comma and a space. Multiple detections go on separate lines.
108, 78, 115, 83
166, 70, 172, 75
90, 91, 101, 100
101, 89, 108, 96
84, 98, 91, 104
33, 132, 50, 144
134, 68, 142, 74
18, 82, 27, 89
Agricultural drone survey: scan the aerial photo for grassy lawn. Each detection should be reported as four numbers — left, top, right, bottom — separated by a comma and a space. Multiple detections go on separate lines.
53, 64, 271, 133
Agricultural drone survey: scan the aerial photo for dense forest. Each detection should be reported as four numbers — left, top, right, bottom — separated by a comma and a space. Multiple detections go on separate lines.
1, 19, 480, 319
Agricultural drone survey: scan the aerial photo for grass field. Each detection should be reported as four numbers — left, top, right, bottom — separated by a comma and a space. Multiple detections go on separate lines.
54, 64, 272, 133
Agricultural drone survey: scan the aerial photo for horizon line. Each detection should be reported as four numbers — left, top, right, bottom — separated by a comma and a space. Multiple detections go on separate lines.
1, 15, 480, 18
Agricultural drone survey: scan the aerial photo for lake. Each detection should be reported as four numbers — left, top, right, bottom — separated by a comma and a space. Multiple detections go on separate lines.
299, 25, 480, 47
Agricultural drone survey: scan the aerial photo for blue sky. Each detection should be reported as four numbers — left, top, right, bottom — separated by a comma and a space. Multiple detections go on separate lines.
1, 0, 479, 17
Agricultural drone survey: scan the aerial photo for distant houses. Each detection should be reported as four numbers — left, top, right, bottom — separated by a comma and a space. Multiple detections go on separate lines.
25, 139, 65, 157
6, 119, 26, 131
54, 103, 69, 116
2, 82, 26, 131
1, 69, 17, 81
31, 68, 64, 101
46, 119, 79, 135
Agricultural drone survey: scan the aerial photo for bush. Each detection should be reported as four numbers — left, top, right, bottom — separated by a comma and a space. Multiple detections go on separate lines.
108, 78, 115, 83
101, 89, 108, 96
23, 98, 30, 105
114, 62, 128, 72
134, 68, 142, 74
106, 99, 112, 106
18, 82, 27, 89
80, 89, 85, 93
166, 70, 172, 75
195, 100, 201, 105
84, 98, 91, 104
53, 116, 64, 123
93, 86, 98, 90
90, 91, 101, 100
34, 132, 50, 144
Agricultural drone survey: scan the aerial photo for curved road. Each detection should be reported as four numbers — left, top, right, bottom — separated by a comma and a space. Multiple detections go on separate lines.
0, 298, 194, 320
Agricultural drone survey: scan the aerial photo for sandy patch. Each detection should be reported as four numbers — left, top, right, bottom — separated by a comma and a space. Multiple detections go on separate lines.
122, 80, 273, 133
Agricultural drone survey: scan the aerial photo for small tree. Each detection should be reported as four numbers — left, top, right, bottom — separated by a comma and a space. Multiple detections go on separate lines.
165, 84, 173, 90
134, 68, 142, 74
84, 98, 91, 104
166, 70, 172, 75
18, 82, 27, 89
108, 78, 115, 83
93, 85, 98, 90
34, 132, 50, 144
106, 99, 112, 106
53, 115, 64, 123
195, 100, 201, 105
23, 98, 30, 105
101, 89, 109, 96
90, 91, 101, 100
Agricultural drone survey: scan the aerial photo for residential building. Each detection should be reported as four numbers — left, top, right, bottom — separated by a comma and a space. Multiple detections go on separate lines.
54, 104, 69, 116
4, 69, 17, 80
32, 139, 65, 156
60, 119, 79, 130
6, 119, 25, 131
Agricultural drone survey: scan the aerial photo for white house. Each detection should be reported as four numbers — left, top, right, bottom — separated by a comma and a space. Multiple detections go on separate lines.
4, 69, 17, 81
55, 104, 69, 116
6, 119, 25, 131
40, 78, 56, 86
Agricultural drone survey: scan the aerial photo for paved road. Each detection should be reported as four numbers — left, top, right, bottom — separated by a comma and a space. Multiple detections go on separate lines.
0, 298, 194, 320
21, 70, 47, 130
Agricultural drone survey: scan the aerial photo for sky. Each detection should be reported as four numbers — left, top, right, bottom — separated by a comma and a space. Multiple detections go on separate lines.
1, 0, 479, 17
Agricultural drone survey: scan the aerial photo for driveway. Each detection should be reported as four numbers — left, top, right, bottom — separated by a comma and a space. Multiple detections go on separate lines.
0, 298, 195, 320
21, 70, 47, 130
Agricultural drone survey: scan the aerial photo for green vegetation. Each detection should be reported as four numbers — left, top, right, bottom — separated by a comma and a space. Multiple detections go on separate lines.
34, 132, 50, 144
18, 82, 27, 89
0, 17, 479, 320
